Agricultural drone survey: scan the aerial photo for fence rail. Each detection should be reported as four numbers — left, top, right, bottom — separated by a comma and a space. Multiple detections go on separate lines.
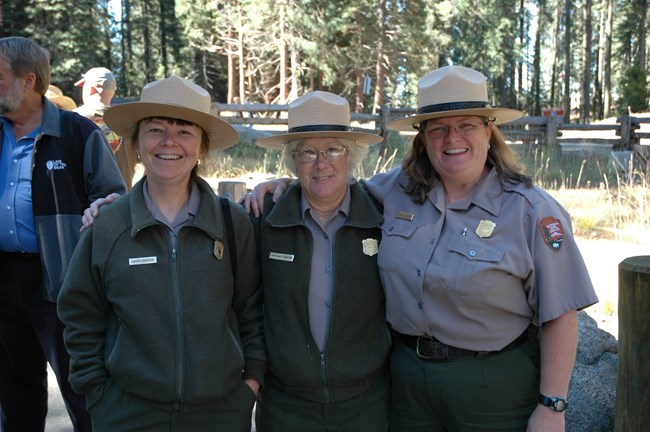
212, 103, 650, 152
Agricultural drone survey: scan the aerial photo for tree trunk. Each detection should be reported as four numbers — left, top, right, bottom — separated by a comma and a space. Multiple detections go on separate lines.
550, 1, 562, 107
142, 1, 153, 83
237, 4, 245, 104
159, 0, 168, 76
603, 0, 613, 117
615, 256, 650, 431
532, 0, 543, 116
227, 22, 236, 104
278, 2, 287, 104
355, 69, 365, 113
290, 47, 298, 101
517, 0, 525, 110
637, 0, 647, 69
562, 0, 571, 122
372, 0, 387, 115
580, 0, 592, 122
120, 0, 132, 95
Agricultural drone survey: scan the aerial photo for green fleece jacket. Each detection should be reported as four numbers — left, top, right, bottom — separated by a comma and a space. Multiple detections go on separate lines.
58, 177, 265, 412
254, 181, 390, 403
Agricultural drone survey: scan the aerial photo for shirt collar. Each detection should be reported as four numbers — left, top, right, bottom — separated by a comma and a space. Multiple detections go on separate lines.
428, 166, 503, 216
300, 185, 351, 220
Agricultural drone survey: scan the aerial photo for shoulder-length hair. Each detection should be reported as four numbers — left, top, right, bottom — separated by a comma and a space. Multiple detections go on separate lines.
401, 119, 532, 204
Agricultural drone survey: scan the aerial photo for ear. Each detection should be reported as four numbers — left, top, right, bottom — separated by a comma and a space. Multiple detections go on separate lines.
22, 73, 36, 91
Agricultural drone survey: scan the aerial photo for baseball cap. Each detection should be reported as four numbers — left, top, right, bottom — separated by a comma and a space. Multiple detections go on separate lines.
75, 67, 117, 90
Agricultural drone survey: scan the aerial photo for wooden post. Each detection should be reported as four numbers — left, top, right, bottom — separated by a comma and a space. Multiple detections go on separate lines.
218, 181, 247, 203
615, 256, 650, 432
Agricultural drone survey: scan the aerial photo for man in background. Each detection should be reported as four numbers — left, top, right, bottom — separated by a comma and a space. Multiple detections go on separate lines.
74, 67, 137, 190
0, 36, 126, 431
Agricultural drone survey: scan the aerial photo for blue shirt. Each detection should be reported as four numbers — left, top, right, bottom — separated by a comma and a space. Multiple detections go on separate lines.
0, 118, 40, 252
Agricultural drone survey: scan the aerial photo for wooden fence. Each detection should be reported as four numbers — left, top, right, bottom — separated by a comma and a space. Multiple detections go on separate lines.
213, 103, 650, 153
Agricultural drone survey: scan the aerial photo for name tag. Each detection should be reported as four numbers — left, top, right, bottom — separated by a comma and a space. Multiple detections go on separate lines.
396, 211, 414, 221
269, 252, 295, 262
129, 256, 157, 266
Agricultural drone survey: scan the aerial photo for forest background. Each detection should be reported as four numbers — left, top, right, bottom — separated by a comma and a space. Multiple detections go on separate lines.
0, 0, 648, 322
0, 0, 648, 122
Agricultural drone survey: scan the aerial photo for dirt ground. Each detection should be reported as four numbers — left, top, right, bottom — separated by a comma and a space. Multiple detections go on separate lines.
577, 237, 648, 339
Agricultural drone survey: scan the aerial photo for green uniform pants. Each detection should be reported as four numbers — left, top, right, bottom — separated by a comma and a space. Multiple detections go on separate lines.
255, 370, 390, 432
390, 336, 540, 432
88, 378, 257, 432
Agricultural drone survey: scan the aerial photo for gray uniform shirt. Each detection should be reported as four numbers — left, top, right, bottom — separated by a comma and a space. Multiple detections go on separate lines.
363, 167, 598, 351
302, 188, 351, 352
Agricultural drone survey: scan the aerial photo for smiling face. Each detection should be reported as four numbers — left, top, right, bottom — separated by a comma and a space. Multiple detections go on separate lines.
136, 117, 206, 188
294, 137, 350, 212
422, 115, 493, 189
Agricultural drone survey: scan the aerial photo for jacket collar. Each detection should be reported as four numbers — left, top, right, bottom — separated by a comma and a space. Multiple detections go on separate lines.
266, 181, 383, 228
129, 176, 225, 240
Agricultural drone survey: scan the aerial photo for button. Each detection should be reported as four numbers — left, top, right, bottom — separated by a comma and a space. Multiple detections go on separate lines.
325, 301, 331, 308
469, 250, 477, 257
417, 269, 421, 276
6, 206, 10, 210
9, 230, 14, 235
418, 302, 423, 310
325, 266, 331, 273
9, 182, 14, 186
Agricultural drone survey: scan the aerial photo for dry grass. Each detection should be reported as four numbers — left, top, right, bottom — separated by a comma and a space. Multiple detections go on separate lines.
548, 185, 650, 245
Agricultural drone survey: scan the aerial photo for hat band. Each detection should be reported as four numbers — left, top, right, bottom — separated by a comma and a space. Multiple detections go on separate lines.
289, 124, 350, 133
417, 101, 490, 115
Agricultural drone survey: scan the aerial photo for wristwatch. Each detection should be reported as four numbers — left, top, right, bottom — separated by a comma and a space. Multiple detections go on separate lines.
538, 394, 569, 412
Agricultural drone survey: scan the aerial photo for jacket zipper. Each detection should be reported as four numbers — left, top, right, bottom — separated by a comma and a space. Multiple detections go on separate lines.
170, 241, 184, 410
320, 352, 330, 402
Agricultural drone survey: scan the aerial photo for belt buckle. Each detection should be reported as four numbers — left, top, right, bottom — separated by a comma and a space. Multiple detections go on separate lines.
416, 336, 435, 359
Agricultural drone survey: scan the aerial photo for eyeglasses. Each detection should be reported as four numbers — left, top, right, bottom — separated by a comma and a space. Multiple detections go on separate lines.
293, 146, 348, 163
419, 119, 491, 139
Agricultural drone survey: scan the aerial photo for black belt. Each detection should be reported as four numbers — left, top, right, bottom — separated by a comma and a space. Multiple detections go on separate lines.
0, 251, 40, 260
393, 326, 533, 360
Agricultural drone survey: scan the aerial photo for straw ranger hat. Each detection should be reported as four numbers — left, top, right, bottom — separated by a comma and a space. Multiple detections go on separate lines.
45, 85, 77, 111
104, 76, 239, 151
387, 65, 523, 131
256, 91, 383, 149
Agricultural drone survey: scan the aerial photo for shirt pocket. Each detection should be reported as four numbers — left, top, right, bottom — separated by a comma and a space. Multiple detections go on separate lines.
441, 237, 505, 296
378, 220, 418, 272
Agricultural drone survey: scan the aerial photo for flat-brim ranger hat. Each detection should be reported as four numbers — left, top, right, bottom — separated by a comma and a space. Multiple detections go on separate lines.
256, 91, 383, 149
104, 76, 239, 151
387, 65, 523, 131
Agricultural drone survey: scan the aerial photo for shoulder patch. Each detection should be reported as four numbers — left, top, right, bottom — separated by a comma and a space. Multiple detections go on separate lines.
539, 216, 564, 252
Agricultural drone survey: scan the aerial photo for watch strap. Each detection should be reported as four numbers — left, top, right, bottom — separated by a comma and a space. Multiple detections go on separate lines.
538, 394, 569, 412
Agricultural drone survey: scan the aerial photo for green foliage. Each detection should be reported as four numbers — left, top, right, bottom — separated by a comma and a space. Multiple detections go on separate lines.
617, 66, 649, 115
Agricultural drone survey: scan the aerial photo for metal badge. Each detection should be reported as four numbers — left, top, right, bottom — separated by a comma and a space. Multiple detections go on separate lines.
475, 220, 496, 238
214, 240, 224, 260
362, 239, 379, 256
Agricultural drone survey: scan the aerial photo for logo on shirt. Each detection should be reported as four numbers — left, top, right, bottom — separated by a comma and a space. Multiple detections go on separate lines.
539, 216, 564, 252
45, 160, 67, 170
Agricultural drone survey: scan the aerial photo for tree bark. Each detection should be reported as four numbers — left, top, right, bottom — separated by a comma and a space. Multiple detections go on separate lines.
615, 256, 650, 431
580, 0, 592, 122
371, 0, 387, 115
563, 0, 571, 122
